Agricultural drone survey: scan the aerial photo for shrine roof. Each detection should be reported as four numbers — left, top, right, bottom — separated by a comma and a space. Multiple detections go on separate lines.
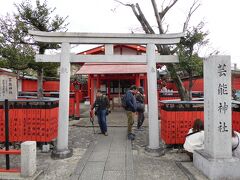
0, 68, 17, 77
77, 44, 146, 55
76, 63, 146, 74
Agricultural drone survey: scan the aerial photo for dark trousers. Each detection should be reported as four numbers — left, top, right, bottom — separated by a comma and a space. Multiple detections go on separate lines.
97, 109, 107, 133
137, 111, 144, 129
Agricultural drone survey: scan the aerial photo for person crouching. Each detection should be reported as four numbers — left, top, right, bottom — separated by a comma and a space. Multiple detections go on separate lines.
183, 119, 204, 161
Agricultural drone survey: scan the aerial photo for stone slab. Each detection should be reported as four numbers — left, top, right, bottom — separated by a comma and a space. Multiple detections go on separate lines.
102, 171, 125, 180
105, 156, 126, 171
88, 138, 111, 162
79, 162, 105, 180
194, 150, 240, 180
110, 145, 126, 153
69, 174, 80, 180
92, 138, 111, 151
126, 141, 134, 171
176, 161, 208, 180
126, 141, 134, 180
88, 150, 109, 162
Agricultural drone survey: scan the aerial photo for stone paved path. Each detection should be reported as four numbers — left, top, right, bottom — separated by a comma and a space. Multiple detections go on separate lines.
71, 128, 134, 180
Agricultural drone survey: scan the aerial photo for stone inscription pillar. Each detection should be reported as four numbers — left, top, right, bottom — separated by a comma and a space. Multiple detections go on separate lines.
204, 55, 232, 158
194, 56, 240, 179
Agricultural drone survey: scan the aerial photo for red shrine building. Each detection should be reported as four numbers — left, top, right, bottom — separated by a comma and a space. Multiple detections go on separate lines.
76, 45, 240, 106
76, 45, 148, 106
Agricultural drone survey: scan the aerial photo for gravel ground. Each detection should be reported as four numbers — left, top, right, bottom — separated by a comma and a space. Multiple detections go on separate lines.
0, 126, 97, 180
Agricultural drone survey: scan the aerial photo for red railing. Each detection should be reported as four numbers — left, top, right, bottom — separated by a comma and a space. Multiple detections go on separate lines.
18, 92, 75, 117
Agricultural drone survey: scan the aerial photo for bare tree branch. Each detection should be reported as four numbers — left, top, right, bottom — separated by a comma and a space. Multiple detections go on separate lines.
136, 3, 155, 34
161, 0, 166, 11
114, 1, 148, 32
159, 0, 178, 19
170, 46, 178, 54
114, 0, 154, 34
151, 0, 164, 34
183, 0, 201, 31
164, 24, 169, 33
113, 0, 128, 6
130, 4, 151, 33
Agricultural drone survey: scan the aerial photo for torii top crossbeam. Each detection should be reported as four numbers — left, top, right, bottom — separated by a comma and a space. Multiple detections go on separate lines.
29, 30, 184, 45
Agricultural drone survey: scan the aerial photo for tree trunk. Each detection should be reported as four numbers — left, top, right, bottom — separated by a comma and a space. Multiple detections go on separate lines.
118, 1, 196, 101
37, 47, 45, 99
188, 71, 193, 101
16, 70, 20, 94
37, 68, 44, 99
167, 64, 190, 101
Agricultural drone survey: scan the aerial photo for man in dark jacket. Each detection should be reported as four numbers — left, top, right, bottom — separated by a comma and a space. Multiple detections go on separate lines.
91, 90, 110, 136
125, 85, 137, 140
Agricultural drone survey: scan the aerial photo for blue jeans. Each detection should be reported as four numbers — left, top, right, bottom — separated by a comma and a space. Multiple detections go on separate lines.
97, 109, 107, 133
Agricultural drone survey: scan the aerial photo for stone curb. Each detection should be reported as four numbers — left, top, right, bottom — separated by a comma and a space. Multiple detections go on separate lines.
0, 170, 43, 180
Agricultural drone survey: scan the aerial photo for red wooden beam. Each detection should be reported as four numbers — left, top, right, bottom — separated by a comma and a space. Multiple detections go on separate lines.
90, 77, 95, 106
142, 75, 148, 104
87, 75, 91, 100
97, 75, 101, 89
99, 76, 136, 80
135, 74, 140, 87
107, 80, 111, 99
0, 168, 21, 173
0, 150, 21, 155
75, 90, 80, 118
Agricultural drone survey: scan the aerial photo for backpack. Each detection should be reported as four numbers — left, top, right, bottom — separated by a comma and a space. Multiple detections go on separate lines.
121, 94, 127, 109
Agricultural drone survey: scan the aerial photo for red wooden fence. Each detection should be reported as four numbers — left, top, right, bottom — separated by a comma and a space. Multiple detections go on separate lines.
0, 100, 58, 142
160, 101, 240, 144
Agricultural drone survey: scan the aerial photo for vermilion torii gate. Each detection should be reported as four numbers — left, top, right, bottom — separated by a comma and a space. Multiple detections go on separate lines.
29, 30, 184, 158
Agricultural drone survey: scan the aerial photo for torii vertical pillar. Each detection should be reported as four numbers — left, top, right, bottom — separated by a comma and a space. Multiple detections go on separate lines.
146, 43, 160, 151
52, 43, 73, 158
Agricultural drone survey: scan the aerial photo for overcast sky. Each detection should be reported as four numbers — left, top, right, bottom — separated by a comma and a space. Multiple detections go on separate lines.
0, 0, 239, 66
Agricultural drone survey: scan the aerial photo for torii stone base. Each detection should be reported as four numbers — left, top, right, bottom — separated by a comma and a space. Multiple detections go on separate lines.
51, 148, 73, 159
145, 145, 165, 157
194, 150, 240, 180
